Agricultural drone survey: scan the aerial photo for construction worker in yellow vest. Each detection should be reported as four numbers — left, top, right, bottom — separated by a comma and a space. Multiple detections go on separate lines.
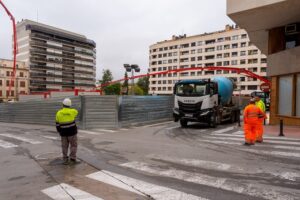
255, 96, 266, 143
56, 98, 79, 165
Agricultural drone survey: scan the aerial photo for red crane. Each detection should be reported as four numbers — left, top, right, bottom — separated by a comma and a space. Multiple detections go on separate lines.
0, 0, 18, 96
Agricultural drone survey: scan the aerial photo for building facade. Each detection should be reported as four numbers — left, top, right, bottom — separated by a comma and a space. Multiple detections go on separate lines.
227, 0, 300, 125
16, 19, 96, 92
149, 25, 267, 95
0, 59, 29, 102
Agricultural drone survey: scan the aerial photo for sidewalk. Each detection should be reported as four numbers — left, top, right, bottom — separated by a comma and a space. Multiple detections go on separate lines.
264, 125, 300, 139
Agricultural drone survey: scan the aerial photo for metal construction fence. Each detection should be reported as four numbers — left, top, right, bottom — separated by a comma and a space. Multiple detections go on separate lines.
0, 95, 174, 129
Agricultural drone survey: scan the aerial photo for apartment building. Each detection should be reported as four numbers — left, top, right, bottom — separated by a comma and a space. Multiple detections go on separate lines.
149, 25, 267, 95
16, 19, 96, 92
227, 0, 300, 125
0, 59, 29, 102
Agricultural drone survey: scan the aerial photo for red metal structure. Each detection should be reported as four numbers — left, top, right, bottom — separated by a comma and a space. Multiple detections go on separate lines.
100, 66, 271, 89
0, 0, 18, 95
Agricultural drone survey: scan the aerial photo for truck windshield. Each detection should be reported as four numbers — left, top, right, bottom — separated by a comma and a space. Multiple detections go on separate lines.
176, 83, 208, 97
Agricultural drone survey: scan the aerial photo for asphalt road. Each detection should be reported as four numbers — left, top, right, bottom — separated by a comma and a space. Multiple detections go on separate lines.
0, 121, 299, 200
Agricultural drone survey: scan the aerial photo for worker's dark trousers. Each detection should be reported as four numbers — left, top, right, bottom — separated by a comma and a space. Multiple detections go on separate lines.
61, 135, 77, 160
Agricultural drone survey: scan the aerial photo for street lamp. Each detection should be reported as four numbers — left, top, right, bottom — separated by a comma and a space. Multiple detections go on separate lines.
124, 64, 140, 95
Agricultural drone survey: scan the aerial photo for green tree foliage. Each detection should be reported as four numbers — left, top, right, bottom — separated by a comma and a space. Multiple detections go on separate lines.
104, 83, 121, 95
99, 69, 113, 85
137, 76, 149, 95
129, 85, 144, 95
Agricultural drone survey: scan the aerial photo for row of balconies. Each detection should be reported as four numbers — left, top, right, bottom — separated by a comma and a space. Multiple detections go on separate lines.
30, 64, 94, 75
30, 72, 94, 81
30, 79, 95, 87
30, 48, 94, 63
30, 40, 95, 58
30, 56, 94, 69
31, 32, 96, 50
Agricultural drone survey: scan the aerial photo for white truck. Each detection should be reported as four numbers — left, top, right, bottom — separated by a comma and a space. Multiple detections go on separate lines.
173, 77, 240, 128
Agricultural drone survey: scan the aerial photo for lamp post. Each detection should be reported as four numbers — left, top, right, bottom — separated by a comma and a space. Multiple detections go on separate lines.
124, 64, 140, 95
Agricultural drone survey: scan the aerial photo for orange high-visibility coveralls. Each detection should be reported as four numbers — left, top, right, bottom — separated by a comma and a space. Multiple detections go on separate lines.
256, 100, 266, 142
243, 104, 264, 144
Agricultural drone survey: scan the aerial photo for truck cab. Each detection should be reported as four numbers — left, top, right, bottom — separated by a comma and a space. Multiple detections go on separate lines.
173, 78, 239, 128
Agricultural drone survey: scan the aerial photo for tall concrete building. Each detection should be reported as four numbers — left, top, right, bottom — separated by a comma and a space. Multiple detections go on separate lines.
0, 59, 29, 102
149, 25, 267, 95
16, 19, 96, 92
227, 0, 300, 125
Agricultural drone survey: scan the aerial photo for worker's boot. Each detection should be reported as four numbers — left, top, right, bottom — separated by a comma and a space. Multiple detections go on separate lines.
69, 158, 81, 165
62, 158, 69, 165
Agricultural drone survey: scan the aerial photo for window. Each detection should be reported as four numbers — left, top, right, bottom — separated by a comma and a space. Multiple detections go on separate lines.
223, 61, 230, 66
173, 52, 178, 56
278, 76, 293, 116
216, 62, 222, 66
232, 52, 238, 57
261, 67, 267, 72
240, 51, 246, 56
20, 72, 24, 77
197, 56, 202, 61
232, 35, 239, 40
20, 81, 26, 87
225, 37, 231, 41
197, 41, 203, 46
0, 80, 2, 86
217, 45, 222, 51
6, 91, 9, 97
180, 72, 189, 77
205, 40, 215, 45
232, 43, 238, 48
261, 58, 267, 63
224, 45, 230, 50
224, 53, 230, 58
164, 47, 168, 51
217, 54, 222, 59
241, 34, 247, 39
240, 77, 245, 82
248, 85, 258, 90
241, 42, 247, 47
191, 50, 196, 54
0, 91, 2, 97
197, 49, 202, 53
205, 47, 215, 52
191, 57, 196, 61
11, 91, 14, 96
240, 59, 246, 65
159, 48, 163, 51
248, 59, 258, 64
231, 60, 238, 65
217, 38, 224, 42
168, 53, 172, 57
191, 72, 195, 76
6, 71, 10, 77
197, 71, 202, 76
241, 86, 246, 90
191, 42, 196, 47
248, 50, 258, 55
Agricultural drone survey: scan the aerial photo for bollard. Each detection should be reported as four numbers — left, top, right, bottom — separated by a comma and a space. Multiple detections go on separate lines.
279, 119, 285, 137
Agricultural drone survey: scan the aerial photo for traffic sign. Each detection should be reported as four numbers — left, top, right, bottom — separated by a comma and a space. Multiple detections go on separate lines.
260, 83, 270, 92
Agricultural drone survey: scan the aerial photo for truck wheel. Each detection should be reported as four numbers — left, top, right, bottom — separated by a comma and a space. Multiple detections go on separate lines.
210, 113, 217, 128
180, 119, 188, 128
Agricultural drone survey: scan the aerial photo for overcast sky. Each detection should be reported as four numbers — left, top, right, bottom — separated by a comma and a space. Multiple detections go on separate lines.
0, 0, 234, 80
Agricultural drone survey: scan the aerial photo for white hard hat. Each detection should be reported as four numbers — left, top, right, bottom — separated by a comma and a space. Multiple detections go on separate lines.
63, 98, 72, 107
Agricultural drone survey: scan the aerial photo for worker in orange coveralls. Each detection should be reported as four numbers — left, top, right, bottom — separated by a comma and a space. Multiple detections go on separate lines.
243, 99, 265, 145
255, 96, 266, 143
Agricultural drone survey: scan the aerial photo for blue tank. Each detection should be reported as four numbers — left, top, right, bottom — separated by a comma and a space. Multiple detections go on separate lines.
212, 77, 234, 105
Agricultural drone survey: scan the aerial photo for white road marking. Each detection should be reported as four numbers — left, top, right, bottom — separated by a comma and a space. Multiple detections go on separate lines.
87, 170, 207, 200
232, 131, 244, 135
243, 149, 300, 158
213, 126, 235, 134
79, 130, 105, 135
92, 129, 116, 133
42, 183, 103, 200
204, 136, 300, 146
0, 139, 18, 148
42, 136, 60, 140
119, 128, 129, 131
121, 161, 298, 200
0, 133, 42, 144
212, 133, 300, 141
148, 154, 300, 182
148, 154, 239, 171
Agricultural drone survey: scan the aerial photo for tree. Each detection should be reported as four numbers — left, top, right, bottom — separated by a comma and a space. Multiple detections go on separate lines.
129, 85, 144, 95
99, 69, 113, 85
104, 83, 121, 95
122, 72, 129, 95
137, 76, 150, 95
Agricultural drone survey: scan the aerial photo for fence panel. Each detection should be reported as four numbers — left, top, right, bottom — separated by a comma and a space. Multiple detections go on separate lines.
119, 96, 173, 127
